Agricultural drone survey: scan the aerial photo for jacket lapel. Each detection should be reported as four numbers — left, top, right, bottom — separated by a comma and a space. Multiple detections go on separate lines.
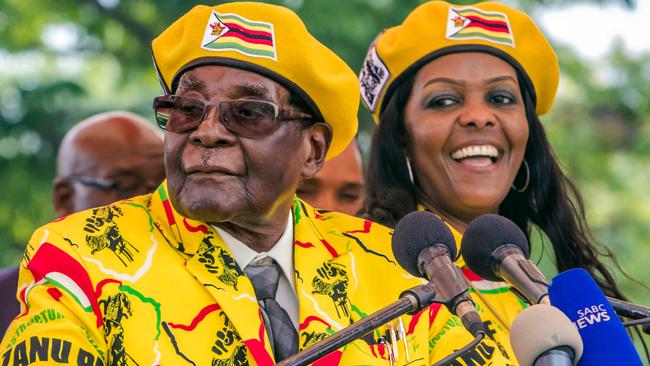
292, 198, 354, 351
150, 182, 274, 363
185, 232, 275, 364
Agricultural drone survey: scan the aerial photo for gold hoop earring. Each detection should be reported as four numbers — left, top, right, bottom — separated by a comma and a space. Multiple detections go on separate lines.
512, 159, 530, 193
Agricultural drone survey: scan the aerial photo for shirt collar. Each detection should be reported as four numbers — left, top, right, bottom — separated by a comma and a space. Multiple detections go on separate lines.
212, 212, 295, 289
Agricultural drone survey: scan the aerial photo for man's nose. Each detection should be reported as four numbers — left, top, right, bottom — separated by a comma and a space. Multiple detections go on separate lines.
189, 107, 238, 147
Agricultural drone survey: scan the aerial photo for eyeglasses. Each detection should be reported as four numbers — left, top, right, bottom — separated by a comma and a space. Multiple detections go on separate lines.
65, 176, 156, 197
153, 95, 314, 138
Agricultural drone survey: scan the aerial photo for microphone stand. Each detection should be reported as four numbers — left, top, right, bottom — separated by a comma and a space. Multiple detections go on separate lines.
277, 283, 439, 366
608, 297, 650, 319
607, 297, 650, 336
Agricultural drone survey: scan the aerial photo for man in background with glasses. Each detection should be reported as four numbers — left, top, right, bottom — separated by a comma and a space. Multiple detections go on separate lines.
52, 111, 165, 215
0, 111, 164, 337
1, 3, 437, 365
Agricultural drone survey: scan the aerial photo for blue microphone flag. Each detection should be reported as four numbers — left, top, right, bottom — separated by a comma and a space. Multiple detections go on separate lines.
548, 268, 641, 366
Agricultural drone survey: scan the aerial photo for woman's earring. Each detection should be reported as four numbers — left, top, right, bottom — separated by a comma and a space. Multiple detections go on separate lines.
512, 159, 530, 193
405, 155, 414, 184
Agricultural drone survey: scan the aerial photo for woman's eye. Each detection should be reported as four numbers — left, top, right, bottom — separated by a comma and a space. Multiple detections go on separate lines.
426, 95, 458, 108
490, 93, 516, 105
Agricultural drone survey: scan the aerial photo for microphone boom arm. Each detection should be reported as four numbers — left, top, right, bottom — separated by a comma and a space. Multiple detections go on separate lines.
608, 297, 650, 319
276, 282, 438, 366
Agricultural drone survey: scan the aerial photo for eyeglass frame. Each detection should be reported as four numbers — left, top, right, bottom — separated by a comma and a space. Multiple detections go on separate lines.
152, 94, 316, 138
65, 176, 119, 190
64, 176, 156, 197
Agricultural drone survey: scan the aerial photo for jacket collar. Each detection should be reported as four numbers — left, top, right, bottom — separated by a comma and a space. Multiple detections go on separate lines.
151, 182, 273, 363
150, 183, 354, 360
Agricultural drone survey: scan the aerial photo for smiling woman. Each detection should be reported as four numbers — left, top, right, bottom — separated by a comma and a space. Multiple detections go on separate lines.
359, 0, 638, 364
402, 52, 529, 229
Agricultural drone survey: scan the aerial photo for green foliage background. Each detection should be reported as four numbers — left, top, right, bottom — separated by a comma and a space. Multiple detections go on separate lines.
1, 0, 649, 341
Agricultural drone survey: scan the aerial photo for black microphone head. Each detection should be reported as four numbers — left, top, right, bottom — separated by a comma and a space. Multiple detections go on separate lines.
461, 214, 530, 281
392, 211, 457, 278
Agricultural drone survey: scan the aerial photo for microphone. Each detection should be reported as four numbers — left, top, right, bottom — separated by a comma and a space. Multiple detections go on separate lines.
392, 211, 485, 336
461, 214, 550, 305
510, 304, 583, 366
548, 268, 642, 366
460, 215, 650, 331
278, 212, 487, 366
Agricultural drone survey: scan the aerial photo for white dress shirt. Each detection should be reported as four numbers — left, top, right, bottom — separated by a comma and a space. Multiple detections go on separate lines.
212, 212, 299, 330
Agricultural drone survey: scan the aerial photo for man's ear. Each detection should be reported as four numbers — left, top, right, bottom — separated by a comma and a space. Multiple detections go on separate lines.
52, 177, 74, 217
301, 123, 331, 178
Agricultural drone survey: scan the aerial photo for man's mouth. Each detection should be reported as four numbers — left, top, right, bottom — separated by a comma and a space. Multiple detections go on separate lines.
185, 166, 239, 176
450, 144, 499, 165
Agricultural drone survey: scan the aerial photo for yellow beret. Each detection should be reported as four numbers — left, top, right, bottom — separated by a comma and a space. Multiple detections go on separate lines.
152, 2, 359, 159
359, 0, 559, 122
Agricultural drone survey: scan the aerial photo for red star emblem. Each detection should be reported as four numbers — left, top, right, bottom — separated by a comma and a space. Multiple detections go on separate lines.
453, 16, 466, 28
210, 21, 225, 36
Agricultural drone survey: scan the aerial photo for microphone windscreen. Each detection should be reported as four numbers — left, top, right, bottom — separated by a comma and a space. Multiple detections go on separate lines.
510, 304, 583, 366
461, 214, 530, 281
392, 211, 456, 277
548, 268, 642, 366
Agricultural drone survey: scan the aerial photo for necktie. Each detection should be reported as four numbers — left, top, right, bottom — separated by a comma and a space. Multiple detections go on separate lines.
244, 258, 298, 361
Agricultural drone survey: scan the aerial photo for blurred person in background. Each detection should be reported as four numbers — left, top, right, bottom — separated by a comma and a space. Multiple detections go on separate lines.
0, 268, 19, 337
296, 139, 364, 215
359, 0, 640, 363
0, 111, 164, 336
52, 111, 165, 216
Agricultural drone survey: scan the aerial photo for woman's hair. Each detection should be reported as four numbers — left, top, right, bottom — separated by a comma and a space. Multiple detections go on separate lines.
363, 70, 627, 300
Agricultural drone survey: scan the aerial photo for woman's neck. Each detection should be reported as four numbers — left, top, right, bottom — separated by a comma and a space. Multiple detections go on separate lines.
415, 188, 494, 234
421, 205, 469, 234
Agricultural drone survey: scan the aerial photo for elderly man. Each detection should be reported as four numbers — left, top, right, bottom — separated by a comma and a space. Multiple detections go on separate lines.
297, 139, 365, 216
1, 4, 436, 365
0, 112, 164, 337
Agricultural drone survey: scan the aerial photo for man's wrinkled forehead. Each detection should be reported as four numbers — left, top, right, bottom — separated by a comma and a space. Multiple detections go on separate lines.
176, 69, 281, 101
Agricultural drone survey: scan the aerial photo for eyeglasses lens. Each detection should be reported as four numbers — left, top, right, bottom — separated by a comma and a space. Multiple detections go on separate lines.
222, 100, 277, 137
154, 96, 279, 138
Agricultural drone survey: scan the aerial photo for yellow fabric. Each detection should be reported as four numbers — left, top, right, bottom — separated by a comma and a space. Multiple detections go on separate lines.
1, 182, 526, 365
152, 2, 359, 159
359, 0, 559, 121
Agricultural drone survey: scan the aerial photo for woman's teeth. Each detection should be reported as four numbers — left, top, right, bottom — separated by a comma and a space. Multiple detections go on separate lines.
451, 145, 499, 163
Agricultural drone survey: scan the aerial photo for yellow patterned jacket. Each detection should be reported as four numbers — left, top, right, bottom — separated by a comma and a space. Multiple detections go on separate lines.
1, 182, 525, 365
